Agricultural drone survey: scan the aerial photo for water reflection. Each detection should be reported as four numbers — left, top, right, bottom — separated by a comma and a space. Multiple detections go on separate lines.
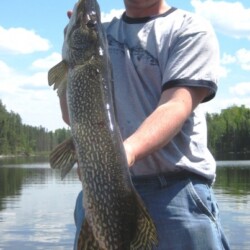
215, 164, 250, 194
0, 166, 26, 211
0, 159, 78, 209
213, 162, 250, 250
0, 159, 80, 250
0, 159, 250, 250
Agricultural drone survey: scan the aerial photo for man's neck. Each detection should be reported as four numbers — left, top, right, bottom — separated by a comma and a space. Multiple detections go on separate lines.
124, 0, 170, 18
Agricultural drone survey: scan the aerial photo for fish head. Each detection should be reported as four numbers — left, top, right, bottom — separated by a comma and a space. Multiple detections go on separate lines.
62, 0, 107, 66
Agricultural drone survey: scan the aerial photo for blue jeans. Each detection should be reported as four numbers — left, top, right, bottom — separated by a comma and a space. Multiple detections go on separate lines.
74, 175, 230, 250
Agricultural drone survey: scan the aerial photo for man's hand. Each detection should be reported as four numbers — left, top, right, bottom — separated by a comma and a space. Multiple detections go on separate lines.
67, 10, 73, 19
124, 141, 136, 168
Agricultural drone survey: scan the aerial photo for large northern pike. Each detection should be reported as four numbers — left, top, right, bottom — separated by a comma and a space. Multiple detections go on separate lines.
48, 0, 157, 249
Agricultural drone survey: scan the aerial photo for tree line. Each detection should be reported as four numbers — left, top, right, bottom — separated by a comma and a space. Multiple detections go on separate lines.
0, 100, 71, 156
207, 105, 250, 160
1, 99, 250, 160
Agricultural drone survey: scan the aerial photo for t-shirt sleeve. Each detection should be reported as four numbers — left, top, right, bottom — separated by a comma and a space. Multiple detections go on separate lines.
162, 14, 220, 102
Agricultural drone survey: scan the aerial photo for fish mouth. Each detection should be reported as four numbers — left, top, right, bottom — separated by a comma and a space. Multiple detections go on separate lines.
85, 11, 98, 29
77, 0, 101, 28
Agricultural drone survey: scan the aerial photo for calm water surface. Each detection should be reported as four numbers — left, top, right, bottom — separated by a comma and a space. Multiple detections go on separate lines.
0, 158, 249, 250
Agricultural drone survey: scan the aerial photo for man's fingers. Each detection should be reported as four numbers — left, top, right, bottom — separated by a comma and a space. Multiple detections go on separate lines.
67, 10, 73, 19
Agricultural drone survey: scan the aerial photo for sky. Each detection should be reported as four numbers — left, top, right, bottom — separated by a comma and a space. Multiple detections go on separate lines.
0, 0, 250, 131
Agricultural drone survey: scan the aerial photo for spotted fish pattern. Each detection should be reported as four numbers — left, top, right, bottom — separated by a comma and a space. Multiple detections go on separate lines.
48, 0, 158, 249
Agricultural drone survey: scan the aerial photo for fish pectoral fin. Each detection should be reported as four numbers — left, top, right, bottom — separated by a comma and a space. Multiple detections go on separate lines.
49, 137, 77, 179
56, 77, 68, 97
48, 60, 68, 97
131, 193, 158, 250
78, 220, 100, 250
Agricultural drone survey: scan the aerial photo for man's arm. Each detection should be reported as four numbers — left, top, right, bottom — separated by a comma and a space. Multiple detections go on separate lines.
124, 86, 209, 167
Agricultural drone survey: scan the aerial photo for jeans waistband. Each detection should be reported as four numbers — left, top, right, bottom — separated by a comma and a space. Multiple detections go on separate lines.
131, 170, 212, 188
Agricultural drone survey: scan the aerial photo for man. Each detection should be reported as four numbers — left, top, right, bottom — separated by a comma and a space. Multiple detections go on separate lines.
61, 0, 230, 249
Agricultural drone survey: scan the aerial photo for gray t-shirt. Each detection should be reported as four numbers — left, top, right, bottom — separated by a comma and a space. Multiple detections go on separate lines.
105, 8, 220, 180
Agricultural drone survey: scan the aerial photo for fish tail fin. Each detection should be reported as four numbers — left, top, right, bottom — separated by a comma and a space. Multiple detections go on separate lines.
49, 137, 77, 179
131, 193, 158, 250
48, 60, 68, 97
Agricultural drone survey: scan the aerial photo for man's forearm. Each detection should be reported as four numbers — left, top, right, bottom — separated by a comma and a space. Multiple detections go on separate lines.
124, 100, 186, 166
123, 86, 209, 167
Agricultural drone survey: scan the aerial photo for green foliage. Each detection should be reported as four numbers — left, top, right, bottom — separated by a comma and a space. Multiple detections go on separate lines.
1, 99, 250, 160
207, 105, 250, 160
0, 99, 71, 156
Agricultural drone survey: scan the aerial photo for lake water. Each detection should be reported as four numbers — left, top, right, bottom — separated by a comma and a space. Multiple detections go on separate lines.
0, 158, 249, 250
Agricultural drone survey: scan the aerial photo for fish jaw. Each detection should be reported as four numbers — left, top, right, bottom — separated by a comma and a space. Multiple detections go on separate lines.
62, 0, 106, 69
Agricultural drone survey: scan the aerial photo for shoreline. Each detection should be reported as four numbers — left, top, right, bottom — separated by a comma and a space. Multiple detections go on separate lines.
0, 155, 18, 159
0, 153, 48, 159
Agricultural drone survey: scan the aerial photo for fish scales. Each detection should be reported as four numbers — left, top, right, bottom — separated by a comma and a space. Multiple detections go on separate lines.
48, 0, 158, 249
